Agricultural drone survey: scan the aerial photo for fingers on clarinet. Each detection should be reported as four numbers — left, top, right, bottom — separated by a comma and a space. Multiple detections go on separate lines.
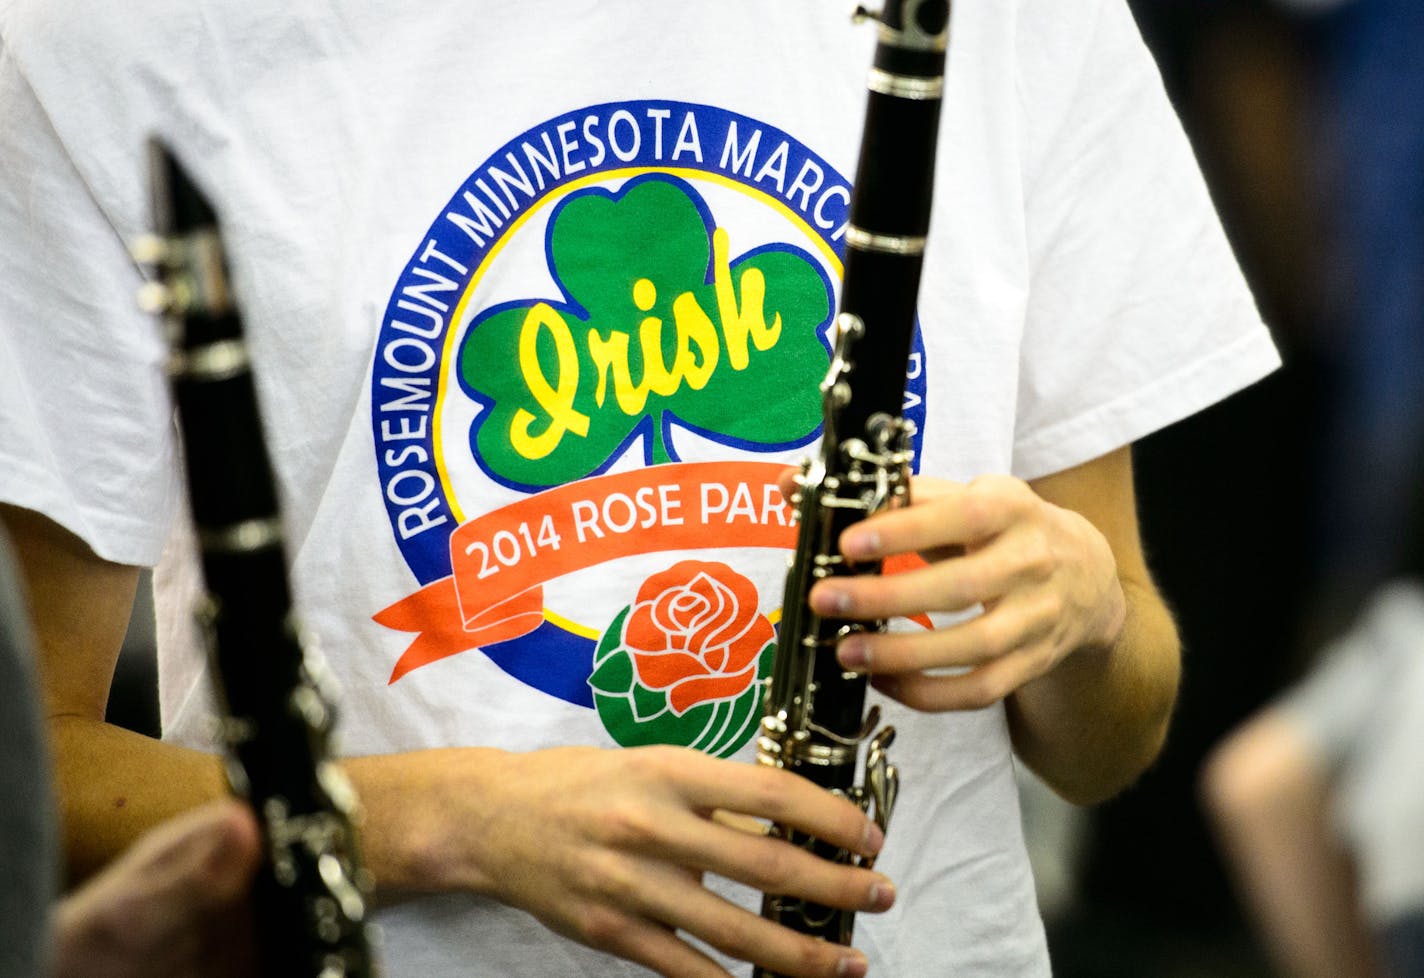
616, 803, 891, 918
777, 465, 801, 503
701, 833, 895, 914
679, 903, 871, 978
816, 545, 1013, 622
680, 759, 883, 859
873, 659, 1023, 712
842, 624, 1009, 677
576, 912, 729, 978
606, 872, 871, 978
842, 478, 1000, 559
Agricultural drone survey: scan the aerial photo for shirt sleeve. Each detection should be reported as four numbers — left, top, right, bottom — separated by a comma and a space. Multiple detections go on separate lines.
1009, 0, 1280, 479
0, 39, 179, 566
1277, 582, 1424, 774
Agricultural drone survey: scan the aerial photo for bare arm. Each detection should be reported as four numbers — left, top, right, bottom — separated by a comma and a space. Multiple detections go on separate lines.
801, 446, 1180, 804
1201, 711, 1383, 978
1, 503, 228, 877
4, 503, 893, 978
1010, 447, 1179, 802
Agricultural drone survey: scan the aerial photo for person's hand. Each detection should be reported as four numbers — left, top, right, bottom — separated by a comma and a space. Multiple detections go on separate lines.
427, 745, 895, 978
50, 798, 261, 978
800, 472, 1127, 712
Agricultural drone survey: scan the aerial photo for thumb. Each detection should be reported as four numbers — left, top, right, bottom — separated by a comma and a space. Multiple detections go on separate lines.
163, 798, 263, 905
51, 799, 262, 978
101, 797, 262, 912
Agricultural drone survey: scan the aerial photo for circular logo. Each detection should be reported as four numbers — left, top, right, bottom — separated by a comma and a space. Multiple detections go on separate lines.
371, 100, 927, 755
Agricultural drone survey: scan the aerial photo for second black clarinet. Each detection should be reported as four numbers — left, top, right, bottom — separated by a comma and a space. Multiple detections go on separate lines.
136, 142, 377, 978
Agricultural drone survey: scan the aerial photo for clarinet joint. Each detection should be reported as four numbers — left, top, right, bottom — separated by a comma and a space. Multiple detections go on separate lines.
853, 0, 950, 53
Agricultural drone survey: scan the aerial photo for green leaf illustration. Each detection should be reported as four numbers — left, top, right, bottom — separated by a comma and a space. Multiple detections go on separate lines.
631, 684, 670, 723
589, 605, 775, 758
588, 648, 633, 695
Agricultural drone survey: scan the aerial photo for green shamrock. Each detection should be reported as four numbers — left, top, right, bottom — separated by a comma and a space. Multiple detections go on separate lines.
458, 175, 833, 488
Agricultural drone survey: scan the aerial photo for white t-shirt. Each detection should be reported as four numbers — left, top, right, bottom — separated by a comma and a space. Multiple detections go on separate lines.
0, 1, 1278, 975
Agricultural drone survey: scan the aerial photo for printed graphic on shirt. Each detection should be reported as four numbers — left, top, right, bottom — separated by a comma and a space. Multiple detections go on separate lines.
371, 100, 927, 756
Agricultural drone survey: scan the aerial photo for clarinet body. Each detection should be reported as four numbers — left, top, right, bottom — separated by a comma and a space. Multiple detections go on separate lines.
754, 1, 950, 969
136, 144, 377, 978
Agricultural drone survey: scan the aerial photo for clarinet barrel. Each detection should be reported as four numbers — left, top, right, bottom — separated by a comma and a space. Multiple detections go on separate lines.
136, 143, 377, 978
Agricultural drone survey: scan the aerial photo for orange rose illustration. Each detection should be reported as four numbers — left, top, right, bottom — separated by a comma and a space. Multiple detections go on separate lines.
622, 560, 775, 716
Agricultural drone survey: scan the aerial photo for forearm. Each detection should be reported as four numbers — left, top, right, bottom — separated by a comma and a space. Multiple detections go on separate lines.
1006, 574, 1180, 805
49, 712, 498, 899
48, 717, 230, 882
343, 746, 510, 898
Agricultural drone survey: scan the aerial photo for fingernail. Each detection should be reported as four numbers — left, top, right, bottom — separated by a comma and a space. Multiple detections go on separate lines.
201, 816, 242, 874
838, 636, 869, 671
862, 819, 885, 855
202, 803, 259, 879
837, 951, 869, 978
869, 880, 896, 911
814, 586, 853, 616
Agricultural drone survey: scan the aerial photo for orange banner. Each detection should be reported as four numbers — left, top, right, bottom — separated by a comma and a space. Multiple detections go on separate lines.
375, 461, 933, 683
378, 462, 798, 682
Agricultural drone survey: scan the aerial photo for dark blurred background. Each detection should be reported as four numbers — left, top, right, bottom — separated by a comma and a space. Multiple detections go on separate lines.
1044, 0, 1424, 974
104, 2, 1424, 974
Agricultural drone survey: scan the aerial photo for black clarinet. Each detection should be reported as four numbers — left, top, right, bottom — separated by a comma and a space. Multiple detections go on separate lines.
134, 142, 377, 978
754, 0, 950, 968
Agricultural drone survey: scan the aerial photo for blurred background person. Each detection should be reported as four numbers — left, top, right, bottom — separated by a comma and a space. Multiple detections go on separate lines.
1201, 540, 1424, 978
